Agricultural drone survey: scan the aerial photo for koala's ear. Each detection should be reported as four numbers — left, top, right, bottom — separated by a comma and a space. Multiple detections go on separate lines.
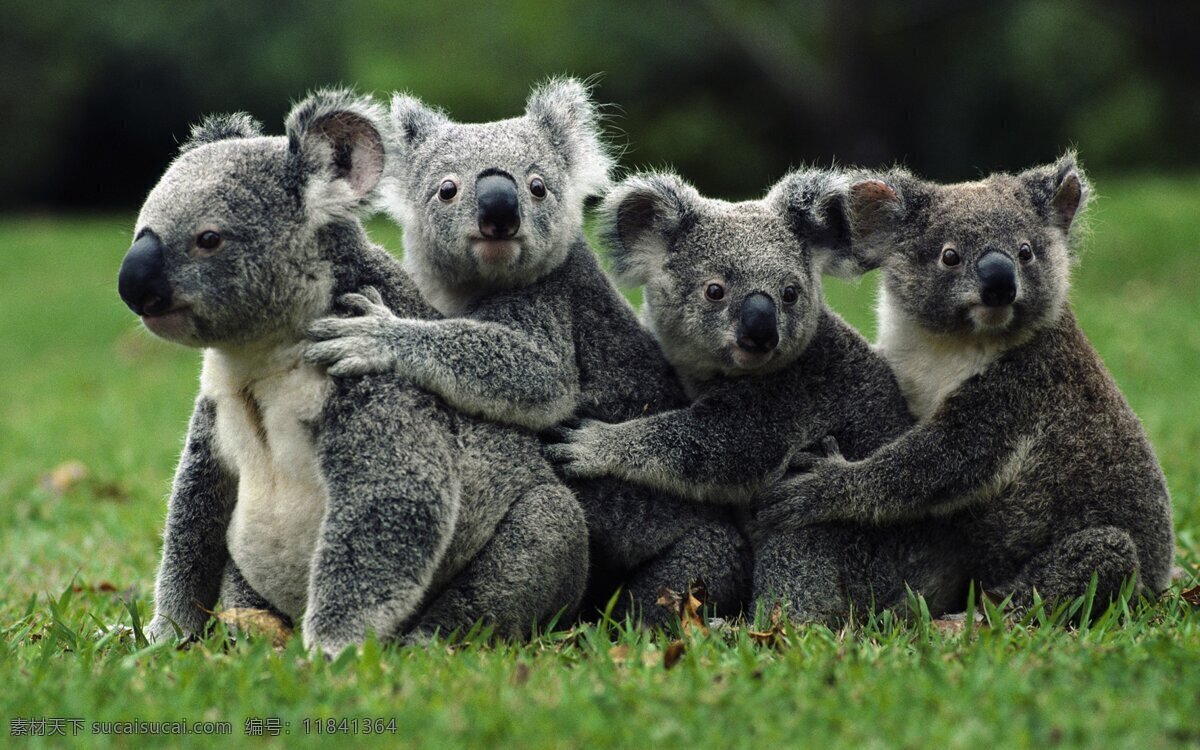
179, 112, 263, 154
286, 89, 386, 205
1020, 151, 1091, 234
388, 93, 448, 157
768, 170, 856, 278
599, 172, 698, 287
846, 174, 911, 271
525, 77, 613, 197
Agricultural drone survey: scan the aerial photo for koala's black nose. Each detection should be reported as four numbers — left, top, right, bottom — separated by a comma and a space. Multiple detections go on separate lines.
736, 292, 779, 353
977, 251, 1017, 307
118, 231, 173, 316
476, 172, 521, 240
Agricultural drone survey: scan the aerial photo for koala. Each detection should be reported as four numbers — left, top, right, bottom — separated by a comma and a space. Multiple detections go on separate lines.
547, 170, 956, 622
758, 154, 1176, 611
118, 90, 587, 655
304, 79, 749, 625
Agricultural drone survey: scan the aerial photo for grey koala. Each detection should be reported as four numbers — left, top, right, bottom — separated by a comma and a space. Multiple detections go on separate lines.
549, 170, 955, 622
118, 90, 587, 655
304, 79, 749, 624
758, 154, 1176, 610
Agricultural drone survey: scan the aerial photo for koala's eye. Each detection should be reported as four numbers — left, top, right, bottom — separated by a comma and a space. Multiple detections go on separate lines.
704, 283, 726, 302
1018, 242, 1033, 262
438, 179, 459, 202
529, 175, 547, 199
940, 246, 961, 267
781, 286, 799, 306
196, 231, 222, 252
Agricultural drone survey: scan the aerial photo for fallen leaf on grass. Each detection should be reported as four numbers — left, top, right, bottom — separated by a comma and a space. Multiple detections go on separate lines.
747, 602, 788, 649
215, 608, 293, 648
512, 662, 531, 686
608, 644, 630, 665
41, 461, 89, 495
1181, 585, 1200, 607
73, 581, 119, 594
656, 580, 710, 636
663, 640, 686, 670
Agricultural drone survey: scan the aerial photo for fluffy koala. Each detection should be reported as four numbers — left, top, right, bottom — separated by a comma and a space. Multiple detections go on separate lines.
119, 91, 587, 654
549, 170, 950, 621
305, 79, 748, 624
759, 154, 1176, 610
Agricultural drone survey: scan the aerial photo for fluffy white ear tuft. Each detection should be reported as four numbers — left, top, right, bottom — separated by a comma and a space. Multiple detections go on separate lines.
598, 171, 698, 287
768, 170, 860, 278
286, 89, 387, 220
525, 77, 614, 199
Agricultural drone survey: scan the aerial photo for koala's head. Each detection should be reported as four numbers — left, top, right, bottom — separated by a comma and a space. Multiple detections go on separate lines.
118, 90, 386, 348
852, 153, 1089, 341
600, 170, 851, 381
382, 78, 612, 300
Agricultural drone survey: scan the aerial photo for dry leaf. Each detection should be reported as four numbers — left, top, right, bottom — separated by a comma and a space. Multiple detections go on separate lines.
657, 580, 710, 636
512, 662, 531, 686
1181, 584, 1200, 607
748, 601, 788, 649
215, 608, 292, 648
608, 644, 630, 665
663, 640, 686, 669
41, 461, 89, 495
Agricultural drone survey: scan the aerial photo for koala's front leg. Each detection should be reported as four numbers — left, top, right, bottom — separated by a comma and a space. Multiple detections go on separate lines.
305, 289, 579, 431
302, 377, 460, 657
145, 398, 237, 643
544, 402, 794, 504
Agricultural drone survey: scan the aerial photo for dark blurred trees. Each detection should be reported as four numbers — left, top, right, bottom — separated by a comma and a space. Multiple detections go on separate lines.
2, 0, 1197, 209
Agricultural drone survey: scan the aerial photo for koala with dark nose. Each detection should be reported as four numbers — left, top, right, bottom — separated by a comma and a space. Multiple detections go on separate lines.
120, 90, 587, 654
304, 80, 748, 624
759, 154, 1176, 610
547, 170, 949, 622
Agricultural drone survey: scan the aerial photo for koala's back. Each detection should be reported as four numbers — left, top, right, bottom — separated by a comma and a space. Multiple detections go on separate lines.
545, 240, 690, 419
948, 311, 1173, 590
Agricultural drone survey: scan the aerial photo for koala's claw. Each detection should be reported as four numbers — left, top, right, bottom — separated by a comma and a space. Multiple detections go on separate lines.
337, 287, 391, 317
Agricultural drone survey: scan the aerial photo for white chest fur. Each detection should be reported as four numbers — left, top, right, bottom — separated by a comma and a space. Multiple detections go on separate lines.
201, 344, 332, 620
875, 288, 1010, 422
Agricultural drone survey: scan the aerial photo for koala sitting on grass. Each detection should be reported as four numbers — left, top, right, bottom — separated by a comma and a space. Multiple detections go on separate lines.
304, 79, 748, 624
547, 170, 963, 621
759, 154, 1175, 610
118, 91, 587, 654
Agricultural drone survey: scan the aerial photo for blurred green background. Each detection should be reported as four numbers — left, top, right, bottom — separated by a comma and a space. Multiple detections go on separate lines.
2, 0, 1198, 210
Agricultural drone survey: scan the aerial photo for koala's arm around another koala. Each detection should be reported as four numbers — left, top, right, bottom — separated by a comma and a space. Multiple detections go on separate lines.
146, 398, 237, 642
546, 384, 803, 504
306, 290, 580, 432
760, 357, 1032, 528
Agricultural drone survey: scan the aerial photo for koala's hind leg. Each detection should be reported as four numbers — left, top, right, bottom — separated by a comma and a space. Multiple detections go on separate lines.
753, 526, 858, 626
997, 526, 1140, 612
219, 561, 293, 627
616, 518, 750, 628
412, 483, 589, 640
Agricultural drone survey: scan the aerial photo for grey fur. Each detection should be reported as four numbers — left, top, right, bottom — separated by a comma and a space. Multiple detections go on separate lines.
758, 154, 1175, 610
554, 169, 929, 622
304, 80, 748, 624
129, 90, 586, 654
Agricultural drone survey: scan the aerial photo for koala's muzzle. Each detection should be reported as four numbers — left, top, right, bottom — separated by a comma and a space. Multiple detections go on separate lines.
119, 231, 174, 316
476, 173, 521, 240
977, 251, 1017, 307
736, 293, 779, 353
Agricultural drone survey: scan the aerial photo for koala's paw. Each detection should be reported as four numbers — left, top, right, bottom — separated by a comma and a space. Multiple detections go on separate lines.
304, 288, 400, 378
541, 418, 612, 478
301, 622, 359, 662
752, 472, 835, 535
143, 615, 184, 644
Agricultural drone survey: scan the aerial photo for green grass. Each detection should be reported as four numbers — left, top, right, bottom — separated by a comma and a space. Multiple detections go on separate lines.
1, 176, 1199, 748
